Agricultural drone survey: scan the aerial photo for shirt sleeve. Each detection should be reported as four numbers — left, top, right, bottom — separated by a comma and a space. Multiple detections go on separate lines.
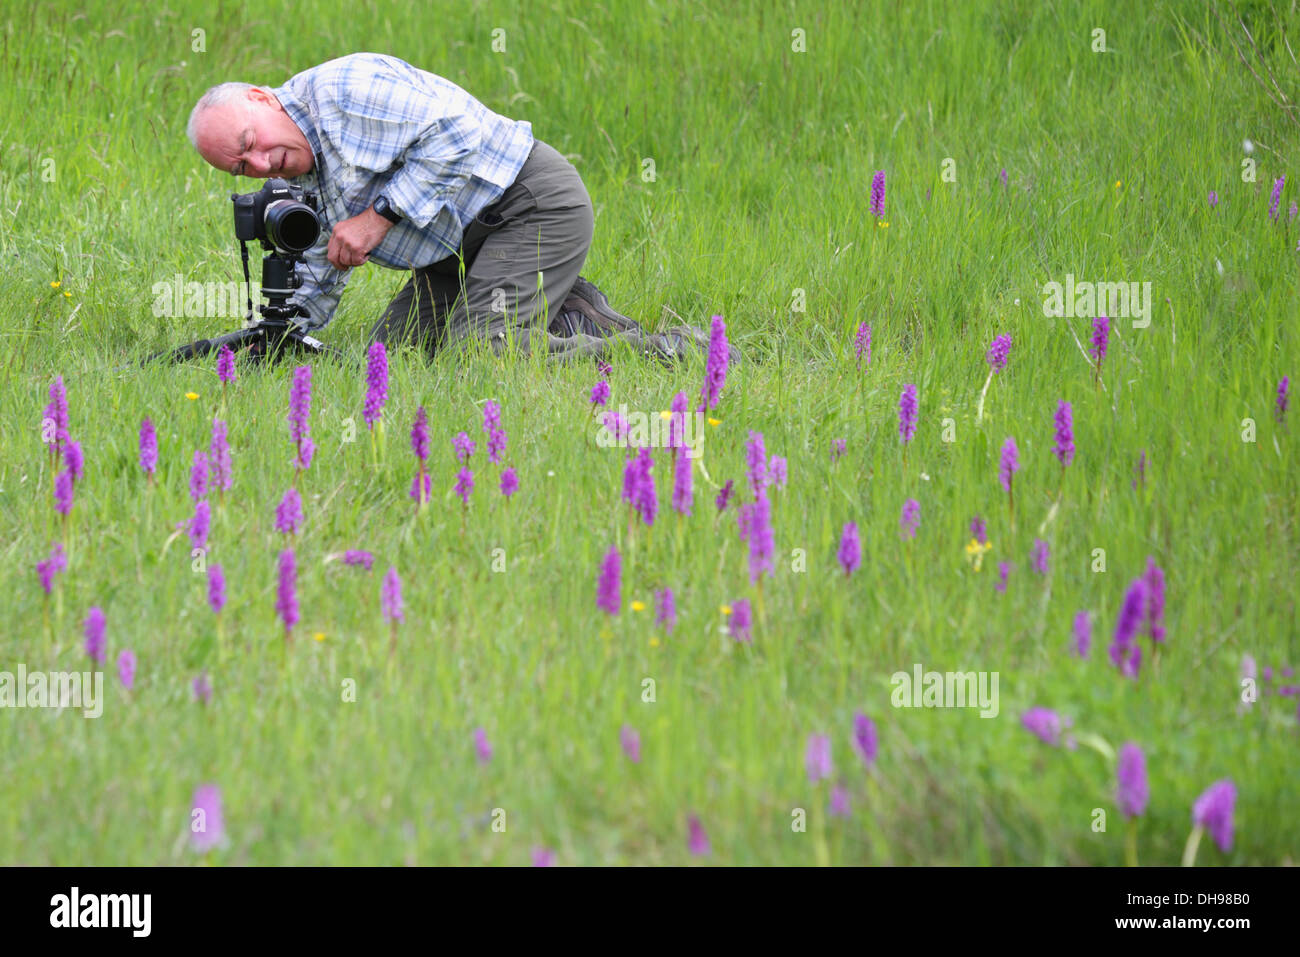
287, 241, 352, 331
316, 58, 483, 230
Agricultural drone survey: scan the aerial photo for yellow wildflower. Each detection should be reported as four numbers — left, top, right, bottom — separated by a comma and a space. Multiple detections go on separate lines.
720, 604, 732, 616
50, 280, 61, 288
649, 636, 660, 648
659, 411, 672, 420
62, 291, 72, 298
1114, 180, 1122, 189
707, 417, 721, 427
313, 632, 326, 642
630, 600, 646, 612
964, 538, 994, 572
185, 391, 199, 401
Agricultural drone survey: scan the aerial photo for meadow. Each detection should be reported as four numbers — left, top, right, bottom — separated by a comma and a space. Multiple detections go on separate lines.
0, 0, 1296, 865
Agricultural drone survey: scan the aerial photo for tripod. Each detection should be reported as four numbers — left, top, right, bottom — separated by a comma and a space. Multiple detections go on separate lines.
144, 241, 346, 366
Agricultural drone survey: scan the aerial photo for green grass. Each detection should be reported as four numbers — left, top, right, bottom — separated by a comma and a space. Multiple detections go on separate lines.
1, 0, 1296, 864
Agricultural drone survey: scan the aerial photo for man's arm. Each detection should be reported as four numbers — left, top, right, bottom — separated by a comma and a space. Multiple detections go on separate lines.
316, 56, 484, 229
292, 204, 396, 319
288, 55, 486, 323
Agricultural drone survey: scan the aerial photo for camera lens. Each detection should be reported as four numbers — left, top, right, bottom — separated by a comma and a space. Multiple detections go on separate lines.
264, 200, 320, 253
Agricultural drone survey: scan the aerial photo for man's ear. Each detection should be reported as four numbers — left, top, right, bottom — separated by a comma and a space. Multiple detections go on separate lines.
248, 87, 280, 111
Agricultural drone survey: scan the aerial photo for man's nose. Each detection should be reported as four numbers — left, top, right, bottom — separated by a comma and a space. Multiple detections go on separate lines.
250, 152, 272, 177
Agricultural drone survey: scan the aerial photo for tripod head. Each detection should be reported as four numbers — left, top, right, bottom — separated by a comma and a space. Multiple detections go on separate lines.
235, 234, 313, 325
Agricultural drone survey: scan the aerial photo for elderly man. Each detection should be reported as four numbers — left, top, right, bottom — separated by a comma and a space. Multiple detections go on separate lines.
187, 52, 710, 363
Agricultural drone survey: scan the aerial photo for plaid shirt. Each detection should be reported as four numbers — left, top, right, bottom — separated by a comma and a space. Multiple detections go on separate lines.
270, 53, 534, 329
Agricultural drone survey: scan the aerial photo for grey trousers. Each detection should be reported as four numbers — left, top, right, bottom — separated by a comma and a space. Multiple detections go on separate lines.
367, 140, 643, 361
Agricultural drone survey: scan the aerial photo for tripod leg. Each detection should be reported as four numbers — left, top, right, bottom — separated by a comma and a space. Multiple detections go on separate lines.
144, 328, 269, 367
284, 330, 356, 366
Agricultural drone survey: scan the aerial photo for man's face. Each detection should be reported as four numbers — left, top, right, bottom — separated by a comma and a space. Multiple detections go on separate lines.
194, 88, 314, 179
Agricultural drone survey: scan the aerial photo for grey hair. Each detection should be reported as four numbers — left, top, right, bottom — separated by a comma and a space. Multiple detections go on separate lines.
186, 82, 272, 148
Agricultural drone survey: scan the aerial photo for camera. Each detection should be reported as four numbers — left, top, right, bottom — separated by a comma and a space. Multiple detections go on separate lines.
231, 178, 321, 253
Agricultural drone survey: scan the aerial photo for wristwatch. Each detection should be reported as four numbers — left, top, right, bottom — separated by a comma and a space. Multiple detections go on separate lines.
373, 194, 402, 224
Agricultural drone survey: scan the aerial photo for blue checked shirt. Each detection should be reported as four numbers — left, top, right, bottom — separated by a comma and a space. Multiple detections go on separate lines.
269, 53, 534, 330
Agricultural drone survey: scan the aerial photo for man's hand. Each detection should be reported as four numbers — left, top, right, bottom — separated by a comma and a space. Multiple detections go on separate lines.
327, 206, 395, 270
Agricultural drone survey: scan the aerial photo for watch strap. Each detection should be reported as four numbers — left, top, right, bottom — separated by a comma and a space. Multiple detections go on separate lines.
374, 194, 402, 224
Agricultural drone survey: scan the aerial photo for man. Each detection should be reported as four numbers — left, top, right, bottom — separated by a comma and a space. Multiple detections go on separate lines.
187, 52, 711, 363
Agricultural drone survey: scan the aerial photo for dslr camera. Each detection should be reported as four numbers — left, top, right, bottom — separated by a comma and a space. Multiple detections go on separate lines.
232, 177, 321, 253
